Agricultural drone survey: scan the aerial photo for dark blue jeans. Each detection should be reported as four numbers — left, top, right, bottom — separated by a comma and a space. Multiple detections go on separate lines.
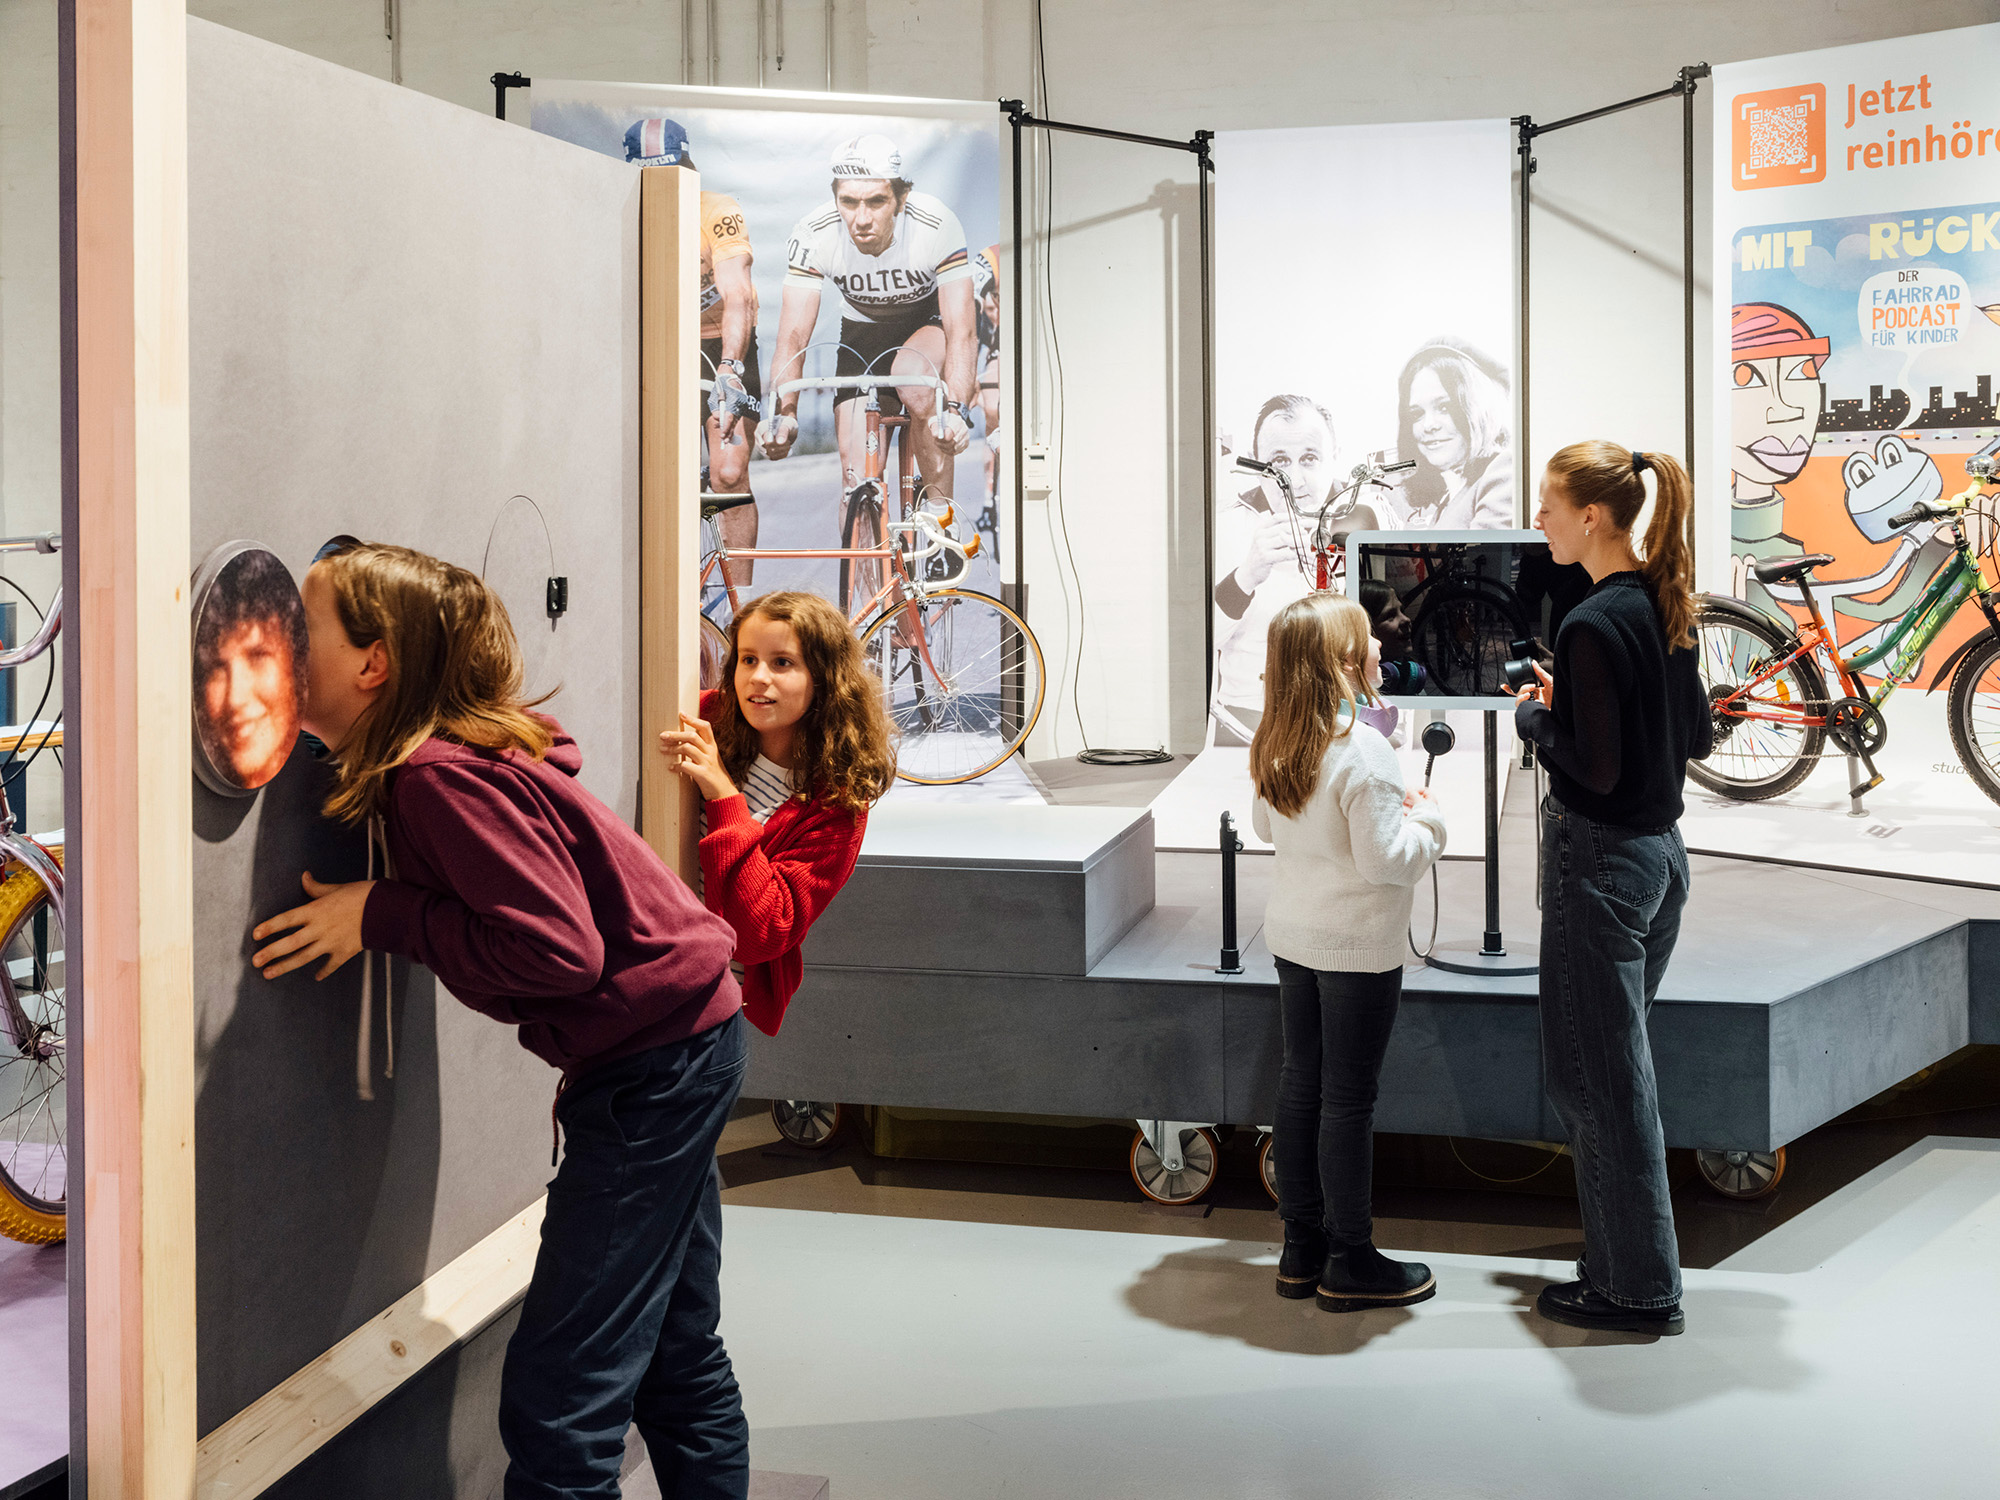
1539, 797, 1688, 1310
501, 1013, 750, 1499
1271, 958, 1404, 1247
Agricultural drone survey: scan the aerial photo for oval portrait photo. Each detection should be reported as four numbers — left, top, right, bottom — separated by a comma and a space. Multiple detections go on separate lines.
191, 542, 309, 796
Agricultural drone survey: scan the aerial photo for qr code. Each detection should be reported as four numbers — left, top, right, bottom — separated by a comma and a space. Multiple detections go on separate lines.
1747, 104, 1811, 169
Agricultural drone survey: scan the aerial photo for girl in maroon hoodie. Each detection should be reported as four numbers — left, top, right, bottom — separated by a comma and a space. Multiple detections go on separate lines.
252, 542, 749, 1499
659, 590, 895, 1035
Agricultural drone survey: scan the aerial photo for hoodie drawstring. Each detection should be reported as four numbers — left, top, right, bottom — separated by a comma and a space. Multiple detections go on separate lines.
357, 814, 398, 1101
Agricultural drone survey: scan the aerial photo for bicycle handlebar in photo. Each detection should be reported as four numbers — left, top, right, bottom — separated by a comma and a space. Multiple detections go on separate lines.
773, 373, 948, 399
0, 591, 62, 671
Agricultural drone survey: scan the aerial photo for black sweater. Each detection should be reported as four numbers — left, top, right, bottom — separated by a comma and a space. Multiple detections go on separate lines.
1514, 572, 1714, 829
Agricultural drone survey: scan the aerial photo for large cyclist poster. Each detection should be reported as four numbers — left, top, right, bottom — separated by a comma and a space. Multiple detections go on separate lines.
1151, 119, 1516, 851
528, 83, 1006, 614
1701, 24, 2000, 881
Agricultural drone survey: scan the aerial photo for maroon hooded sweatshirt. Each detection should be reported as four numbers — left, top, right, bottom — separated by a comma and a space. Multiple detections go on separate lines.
360, 725, 741, 1078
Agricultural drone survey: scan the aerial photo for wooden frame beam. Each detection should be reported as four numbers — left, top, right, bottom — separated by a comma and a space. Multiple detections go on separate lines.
69, 0, 198, 1493
638, 164, 702, 884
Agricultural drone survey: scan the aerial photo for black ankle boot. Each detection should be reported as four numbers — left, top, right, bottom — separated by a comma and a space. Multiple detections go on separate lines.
1536, 1279, 1684, 1336
1315, 1240, 1435, 1313
1275, 1222, 1327, 1299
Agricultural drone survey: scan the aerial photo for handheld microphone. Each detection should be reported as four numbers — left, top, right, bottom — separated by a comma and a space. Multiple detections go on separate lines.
1420, 719, 1456, 787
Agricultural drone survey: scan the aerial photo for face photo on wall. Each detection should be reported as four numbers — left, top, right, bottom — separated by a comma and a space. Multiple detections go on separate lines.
192, 542, 310, 797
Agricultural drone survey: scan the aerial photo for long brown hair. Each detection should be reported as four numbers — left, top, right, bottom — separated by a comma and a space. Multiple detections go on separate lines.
314, 542, 554, 824
712, 591, 895, 813
1249, 593, 1374, 819
1545, 441, 1697, 649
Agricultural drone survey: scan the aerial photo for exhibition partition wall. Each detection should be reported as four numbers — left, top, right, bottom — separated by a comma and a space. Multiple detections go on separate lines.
1151, 120, 1519, 850
1691, 21, 2000, 883
72, 16, 700, 1496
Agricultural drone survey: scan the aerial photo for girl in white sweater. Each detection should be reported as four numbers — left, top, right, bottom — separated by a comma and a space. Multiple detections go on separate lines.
1251, 593, 1446, 1312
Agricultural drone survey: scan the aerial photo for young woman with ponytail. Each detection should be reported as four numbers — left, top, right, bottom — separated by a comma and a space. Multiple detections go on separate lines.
1514, 443, 1713, 1337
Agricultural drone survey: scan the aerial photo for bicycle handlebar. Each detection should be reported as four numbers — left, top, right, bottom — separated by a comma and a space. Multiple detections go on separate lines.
0, 533, 58, 555
774, 374, 947, 399
0, 590, 61, 670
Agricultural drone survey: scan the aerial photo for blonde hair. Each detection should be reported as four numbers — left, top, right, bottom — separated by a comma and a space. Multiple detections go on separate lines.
1249, 593, 1374, 819
1544, 442, 1698, 649
312, 542, 554, 825
712, 591, 897, 813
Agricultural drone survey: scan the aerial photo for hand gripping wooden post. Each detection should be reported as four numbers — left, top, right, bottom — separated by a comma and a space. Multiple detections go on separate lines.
639, 164, 703, 886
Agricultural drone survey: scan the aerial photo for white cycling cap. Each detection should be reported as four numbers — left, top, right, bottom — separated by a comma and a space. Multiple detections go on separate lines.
831, 133, 905, 182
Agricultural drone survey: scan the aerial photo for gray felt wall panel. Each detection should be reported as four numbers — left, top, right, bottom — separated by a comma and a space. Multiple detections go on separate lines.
186, 18, 638, 1438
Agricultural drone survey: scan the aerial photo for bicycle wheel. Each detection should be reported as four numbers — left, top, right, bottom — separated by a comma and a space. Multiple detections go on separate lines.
1687, 601, 1827, 801
858, 589, 1045, 784
0, 853, 64, 1245
1410, 584, 1528, 696
838, 482, 886, 621
699, 616, 731, 692
1946, 630, 2000, 808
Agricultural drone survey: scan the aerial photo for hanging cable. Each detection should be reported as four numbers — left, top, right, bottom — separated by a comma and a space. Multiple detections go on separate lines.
1032, 0, 1169, 770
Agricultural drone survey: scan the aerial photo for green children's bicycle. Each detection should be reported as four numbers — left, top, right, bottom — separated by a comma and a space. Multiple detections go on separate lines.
1692, 453, 2000, 806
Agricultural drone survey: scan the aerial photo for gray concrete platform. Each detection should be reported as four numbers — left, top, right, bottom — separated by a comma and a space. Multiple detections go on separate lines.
751, 780, 2000, 1155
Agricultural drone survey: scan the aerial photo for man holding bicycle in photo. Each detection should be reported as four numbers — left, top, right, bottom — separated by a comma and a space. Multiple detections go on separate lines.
758, 134, 977, 519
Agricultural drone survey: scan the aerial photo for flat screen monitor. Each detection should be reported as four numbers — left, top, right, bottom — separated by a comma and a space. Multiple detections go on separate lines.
1344, 530, 1590, 709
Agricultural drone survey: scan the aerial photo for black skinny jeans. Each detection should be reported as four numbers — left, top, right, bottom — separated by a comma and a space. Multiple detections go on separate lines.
1272, 958, 1404, 1247
500, 1013, 750, 1499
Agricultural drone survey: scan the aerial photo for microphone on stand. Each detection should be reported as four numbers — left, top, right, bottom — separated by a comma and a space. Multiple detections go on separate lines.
1421, 719, 1456, 787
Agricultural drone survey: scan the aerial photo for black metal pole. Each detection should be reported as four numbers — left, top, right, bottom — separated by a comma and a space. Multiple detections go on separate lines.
1682, 64, 1710, 562
491, 71, 530, 120
1197, 134, 1215, 709
1516, 116, 1533, 511
1005, 100, 1026, 612
1218, 811, 1244, 973
1482, 709, 1504, 955
1009, 109, 1207, 158
1531, 81, 1687, 138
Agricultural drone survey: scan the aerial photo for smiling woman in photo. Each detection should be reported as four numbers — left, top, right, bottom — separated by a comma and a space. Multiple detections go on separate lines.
1390, 339, 1514, 530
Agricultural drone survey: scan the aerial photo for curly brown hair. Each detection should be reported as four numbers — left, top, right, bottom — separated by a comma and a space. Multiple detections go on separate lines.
711, 591, 896, 813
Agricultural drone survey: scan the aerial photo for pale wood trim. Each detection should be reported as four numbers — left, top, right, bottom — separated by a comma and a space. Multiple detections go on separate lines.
74, 0, 198, 1495
192, 1200, 547, 1499
638, 165, 702, 885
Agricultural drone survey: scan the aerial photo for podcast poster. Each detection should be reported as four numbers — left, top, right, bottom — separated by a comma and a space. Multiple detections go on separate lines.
1711, 22, 2000, 834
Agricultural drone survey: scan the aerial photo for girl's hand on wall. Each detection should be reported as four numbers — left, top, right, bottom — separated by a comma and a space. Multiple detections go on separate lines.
659, 713, 738, 803
251, 872, 376, 980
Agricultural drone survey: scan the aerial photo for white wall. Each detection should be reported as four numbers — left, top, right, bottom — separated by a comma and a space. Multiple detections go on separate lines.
0, 0, 66, 833
6, 0, 1994, 762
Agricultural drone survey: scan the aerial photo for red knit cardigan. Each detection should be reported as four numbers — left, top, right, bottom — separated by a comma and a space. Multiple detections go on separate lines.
696, 689, 869, 1036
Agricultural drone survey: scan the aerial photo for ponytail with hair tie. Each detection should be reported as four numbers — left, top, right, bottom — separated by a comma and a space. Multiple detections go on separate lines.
1547, 441, 1698, 651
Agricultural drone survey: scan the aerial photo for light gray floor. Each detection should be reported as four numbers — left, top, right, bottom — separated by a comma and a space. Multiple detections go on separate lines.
0, 1237, 64, 1495
720, 1136, 2000, 1499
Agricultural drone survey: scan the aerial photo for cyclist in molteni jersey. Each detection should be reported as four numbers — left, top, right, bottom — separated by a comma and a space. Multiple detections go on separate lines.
758, 134, 977, 519
625, 117, 763, 586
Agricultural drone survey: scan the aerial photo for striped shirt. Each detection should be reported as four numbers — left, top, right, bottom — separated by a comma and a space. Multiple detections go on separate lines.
740, 755, 796, 824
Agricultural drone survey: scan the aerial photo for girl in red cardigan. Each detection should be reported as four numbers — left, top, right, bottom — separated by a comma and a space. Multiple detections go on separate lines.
660, 590, 896, 1034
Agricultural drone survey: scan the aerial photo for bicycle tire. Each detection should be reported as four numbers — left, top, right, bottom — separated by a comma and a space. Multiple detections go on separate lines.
1946, 630, 2000, 808
858, 589, 1045, 784
1687, 600, 1827, 802
0, 852, 64, 1245
838, 483, 886, 621
1410, 583, 1528, 697
698, 616, 731, 693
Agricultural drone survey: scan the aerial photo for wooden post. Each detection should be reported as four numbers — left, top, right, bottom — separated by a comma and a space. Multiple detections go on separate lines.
638, 164, 702, 885
70, 0, 199, 1494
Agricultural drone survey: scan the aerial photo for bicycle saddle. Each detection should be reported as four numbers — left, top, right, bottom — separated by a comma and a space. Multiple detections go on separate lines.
1752, 552, 1836, 585
700, 493, 756, 520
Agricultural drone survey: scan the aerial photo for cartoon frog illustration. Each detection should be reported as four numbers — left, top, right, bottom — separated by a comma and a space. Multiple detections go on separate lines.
1761, 433, 1948, 659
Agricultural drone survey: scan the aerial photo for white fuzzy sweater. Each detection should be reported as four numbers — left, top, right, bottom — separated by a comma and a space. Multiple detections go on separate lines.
1251, 721, 1447, 973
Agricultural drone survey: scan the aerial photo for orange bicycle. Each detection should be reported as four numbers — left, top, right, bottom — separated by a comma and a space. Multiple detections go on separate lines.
698, 358, 1045, 785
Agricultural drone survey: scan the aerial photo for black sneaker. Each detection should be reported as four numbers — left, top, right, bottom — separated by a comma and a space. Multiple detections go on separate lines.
1315, 1241, 1435, 1313
1536, 1278, 1684, 1336
1275, 1222, 1327, 1299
